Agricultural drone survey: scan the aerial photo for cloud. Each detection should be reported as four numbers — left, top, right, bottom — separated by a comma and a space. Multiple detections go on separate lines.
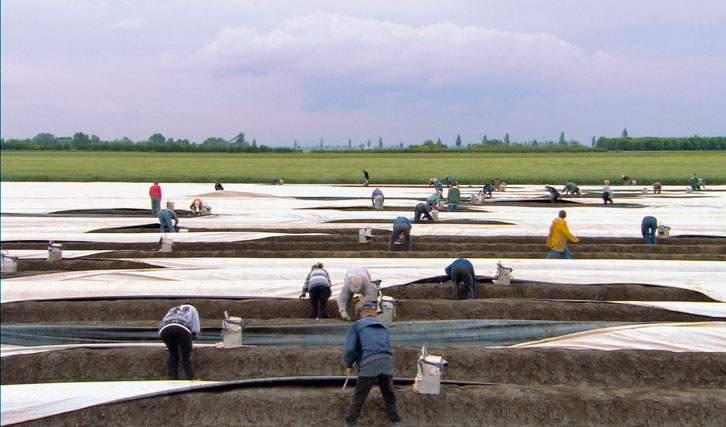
106, 18, 144, 31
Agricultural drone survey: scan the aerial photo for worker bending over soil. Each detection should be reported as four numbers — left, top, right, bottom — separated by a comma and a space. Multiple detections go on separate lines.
545, 185, 560, 203
159, 202, 179, 232
447, 183, 461, 211
641, 216, 658, 245
300, 262, 332, 319
546, 210, 579, 259
158, 303, 200, 380
653, 181, 662, 194
389, 216, 413, 251
371, 188, 384, 209
446, 258, 476, 299
338, 267, 377, 321
562, 182, 581, 197
413, 202, 434, 223
189, 199, 203, 215
214, 181, 224, 191
427, 192, 440, 210
362, 170, 369, 186
344, 301, 401, 427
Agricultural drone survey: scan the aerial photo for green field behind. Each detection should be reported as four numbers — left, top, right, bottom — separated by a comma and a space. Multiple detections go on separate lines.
1, 151, 724, 185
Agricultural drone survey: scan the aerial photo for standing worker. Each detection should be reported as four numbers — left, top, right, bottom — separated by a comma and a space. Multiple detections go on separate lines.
413, 202, 434, 223
641, 216, 658, 245
149, 182, 162, 216
337, 267, 378, 321
445, 258, 476, 300
300, 262, 332, 319
343, 301, 401, 427
447, 182, 461, 212
602, 180, 614, 205
546, 210, 579, 259
689, 173, 699, 191
362, 170, 369, 186
158, 303, 200, 380
371, 188, 384, 209
653, 181, 662, 194
562, 182, 581, 197
159, 202, 179, 232
389, 216, 413, 250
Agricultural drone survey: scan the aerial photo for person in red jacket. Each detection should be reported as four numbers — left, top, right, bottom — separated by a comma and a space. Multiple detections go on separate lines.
149, 182, 162, 215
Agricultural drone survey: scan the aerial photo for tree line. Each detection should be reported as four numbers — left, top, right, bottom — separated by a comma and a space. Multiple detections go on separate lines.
595, 136, 726, 151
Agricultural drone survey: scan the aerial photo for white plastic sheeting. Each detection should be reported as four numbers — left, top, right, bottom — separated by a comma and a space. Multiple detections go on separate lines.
0, 342, 219, 358
3, 258, 724, 304
506, 322, 726, 352
2, 250, 110, 259
609, 301, 726, 318
0, 380, 221, 426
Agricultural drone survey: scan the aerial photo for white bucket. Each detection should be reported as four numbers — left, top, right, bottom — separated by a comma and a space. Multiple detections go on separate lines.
658, 224, 671, 238
413, 346, 448, 395
1, 251, 18, 273
431, 210, 439, 221
358, 227, 372, 243
377, 296, 397, 323
48, 242, 63, 262
160, 235, 173, 253
493, 261, 513, 286
222, 311, 244, 348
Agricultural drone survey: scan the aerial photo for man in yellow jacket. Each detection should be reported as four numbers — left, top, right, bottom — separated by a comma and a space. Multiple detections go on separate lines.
546, 210, 579, 259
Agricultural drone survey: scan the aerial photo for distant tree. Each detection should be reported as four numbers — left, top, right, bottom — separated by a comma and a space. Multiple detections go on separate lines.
422, 139, 435, 148
320, 138, 324, 149
294, 140, 298, 149
378, 137, 383, 149
90, 134, 100, 143
591, 136, 596, 146
73, 132, 89, 148
359, 143, 365, 149
251, 139, 257, 148
532, 139, 539, 146
149, 133, 165, 143
481, 135, 488, 144
32, 132, 57, 146
367, 139, 371, 149
399, 142, 404, 148
621, 128, 629, 138
559, 132, 566, 145
202, 137, 226, 148
348, 138, 352, 149
435, 138, 443, 146
504, 133, 510, 145
455, 134, 462, 147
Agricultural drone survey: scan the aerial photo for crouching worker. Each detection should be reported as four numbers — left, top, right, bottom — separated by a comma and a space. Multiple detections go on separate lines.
641, 216, 658, 245
446, 258, 476, 300
413, 202, 434, 223
388, 216, 413, 250
158, 303, 200, 380
371, 188, 384, 209
300, 262, 332, 318
344, 301, 401, 427
159, 202, 179, 232
337, 267, 377, 321
189, 198, 203, 216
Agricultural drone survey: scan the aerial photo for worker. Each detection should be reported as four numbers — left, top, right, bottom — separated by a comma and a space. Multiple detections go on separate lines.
546, 210, 579, 259
158, 303, 200, 380
426, 192, 440, 211
271, 177, 283, 185
189, 199, 203, 216
602, 180, 614, 204
413, 202, 434, 223
698, 177, 706, 190
149, 182, 162, 216
337, 267, 377, 321
343, 301, 401, 426
214, 181, 224, 191
435, 180, 444, 198
445, 175, 454, 187
492, 177, 501, 191
545, 185, 560, 203
562, 182, 581, 197
371, 188, 384, 209
159, 202, 179, 232
622, 175, 631, 186
482, 184, 493, 198
653, 181, 662, 194
389, 216, 413, 251
300, 262, 332, 319
428, 177, 438, 187
641, 216, 658, 245
445, 258, 476, 300
447, 182, 461, 212
689, 173, 699, 191
362, 170, 369, 186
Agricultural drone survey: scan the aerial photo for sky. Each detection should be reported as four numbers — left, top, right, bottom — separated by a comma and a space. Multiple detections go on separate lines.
2, 0, 725, 147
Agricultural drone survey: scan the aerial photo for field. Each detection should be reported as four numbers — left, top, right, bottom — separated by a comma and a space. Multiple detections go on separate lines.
2, 150, 725, 184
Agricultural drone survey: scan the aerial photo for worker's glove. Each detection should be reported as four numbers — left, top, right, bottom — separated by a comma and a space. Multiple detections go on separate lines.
299, 293, 306, 299
341, 312, 350, 322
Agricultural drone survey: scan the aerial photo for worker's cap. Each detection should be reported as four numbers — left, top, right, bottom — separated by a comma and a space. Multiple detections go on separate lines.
349, 275, 364, 293
361, 302, 377, 311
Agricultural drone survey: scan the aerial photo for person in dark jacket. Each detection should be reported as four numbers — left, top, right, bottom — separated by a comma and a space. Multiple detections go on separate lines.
158, 303, 200, 380
641, 216, 658, 245
214, 181, 224, 191
300, 262, 332, 318
344, 302, 401, 426
388, 216, 412, 251
362, 170, 369, 186
445, 258, 476, 299
545, 185, 560, 203
562, 182, 581, 197
413, 202, 434, 223
447, 183, 461, 211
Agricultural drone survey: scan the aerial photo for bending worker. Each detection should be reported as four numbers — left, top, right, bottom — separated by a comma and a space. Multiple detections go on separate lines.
427, 192, 440, 211
447, 182, 461, 212
446, 258, 476, 300
546, 210, 579, 259
413, 202, 434, 223
545, 185, 560, 203
562, 182, 581, 197
388, 216, 413, 251
159, 202, 179, 232
300, 262, 332, 319
337, 267, 377, 321
641, 216, 658, 245
343, 301, 401, 426
371, 188, 384, 209
158, 303, 200, 380
189, 199, 203, 216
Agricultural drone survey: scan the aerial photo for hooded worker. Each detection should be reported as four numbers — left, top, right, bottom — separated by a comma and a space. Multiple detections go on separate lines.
546, 210, 579, 259
337, 267, 377, 321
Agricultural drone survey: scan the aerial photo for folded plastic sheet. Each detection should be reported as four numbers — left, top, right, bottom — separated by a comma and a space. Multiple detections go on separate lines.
506, 322, 726, 352
3, 258, 724, 303
0, 342, 220, 358
0, 320, 630, 348
1, 250, 110, 259
609, 301, 726, 318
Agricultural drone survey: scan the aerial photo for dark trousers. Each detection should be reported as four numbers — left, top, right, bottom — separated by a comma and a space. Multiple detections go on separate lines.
345, 374, 401, 424
414, 204, 434, 223
451, 265, 474, 299
308, 286, 331, 318
388, 222, 412, 250
602, 193, 613, 204
642, 216, 658, 244
160, 326, 193, 380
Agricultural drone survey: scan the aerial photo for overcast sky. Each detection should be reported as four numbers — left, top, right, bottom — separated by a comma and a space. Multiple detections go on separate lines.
2, 0, 725, 146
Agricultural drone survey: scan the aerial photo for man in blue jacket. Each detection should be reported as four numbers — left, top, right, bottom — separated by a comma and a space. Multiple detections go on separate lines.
344, 302, 401, 426
445, 258, 476, 299
388, 216, 412, 251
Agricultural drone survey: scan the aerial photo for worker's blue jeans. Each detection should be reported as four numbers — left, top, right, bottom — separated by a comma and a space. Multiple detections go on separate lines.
642, 217, 658, 244
388, 222, 412, 250
447, 204, 458, 212
547, 247, 572, 259
159, 212, 176, 233
150, 196, 161, 215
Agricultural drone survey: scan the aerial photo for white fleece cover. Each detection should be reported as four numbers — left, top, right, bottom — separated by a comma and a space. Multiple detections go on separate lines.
506, 322, 726, 352
0, 380, 221, 426
0, 343, 219, 358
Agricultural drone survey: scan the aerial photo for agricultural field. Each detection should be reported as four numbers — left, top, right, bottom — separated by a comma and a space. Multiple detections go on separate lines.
1, 150, 725, 184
